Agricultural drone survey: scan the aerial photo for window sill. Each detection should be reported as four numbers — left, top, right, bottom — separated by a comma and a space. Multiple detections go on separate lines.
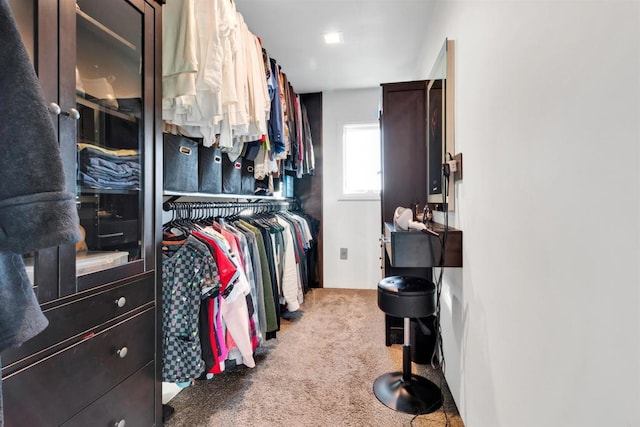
338, 194, 381, 202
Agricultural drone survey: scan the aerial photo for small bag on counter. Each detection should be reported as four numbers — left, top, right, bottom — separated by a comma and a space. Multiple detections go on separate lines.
163, 133, 198, 192
222, 154, 242, 194
198, 145, 223, 194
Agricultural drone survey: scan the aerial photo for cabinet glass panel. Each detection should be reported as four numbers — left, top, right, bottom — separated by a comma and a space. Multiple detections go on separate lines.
7, 0, 34, 63
75, 0, 143, 278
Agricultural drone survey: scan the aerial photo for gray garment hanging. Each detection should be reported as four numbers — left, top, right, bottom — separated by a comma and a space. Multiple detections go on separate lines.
0, 1, 81, 424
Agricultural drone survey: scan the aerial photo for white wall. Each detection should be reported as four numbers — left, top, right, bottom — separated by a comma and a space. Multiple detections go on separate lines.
322, 88, 382, 289
418, 2, 640, 426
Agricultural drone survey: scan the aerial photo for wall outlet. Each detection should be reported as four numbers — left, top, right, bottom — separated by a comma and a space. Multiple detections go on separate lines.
340, 248, 348, 260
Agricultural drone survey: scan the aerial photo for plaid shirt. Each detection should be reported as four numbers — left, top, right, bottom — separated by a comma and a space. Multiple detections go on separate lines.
161, 235, 220, 382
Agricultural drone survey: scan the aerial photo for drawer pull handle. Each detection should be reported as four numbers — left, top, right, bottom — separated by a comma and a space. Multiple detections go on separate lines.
116, 347, 128, 358
114, 420, 126, 427
115, 297, 127, 308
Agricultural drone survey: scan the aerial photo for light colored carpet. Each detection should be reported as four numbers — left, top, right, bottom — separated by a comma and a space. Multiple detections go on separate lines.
164, 288, 464, 427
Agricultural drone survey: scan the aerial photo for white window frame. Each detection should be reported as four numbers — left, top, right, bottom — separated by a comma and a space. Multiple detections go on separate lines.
340, 123, 381, 201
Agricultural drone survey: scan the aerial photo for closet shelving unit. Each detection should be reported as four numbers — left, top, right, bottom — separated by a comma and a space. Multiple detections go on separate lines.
3, 0, 163, 425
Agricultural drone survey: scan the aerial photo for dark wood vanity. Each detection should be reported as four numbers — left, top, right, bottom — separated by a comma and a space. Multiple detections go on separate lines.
384, 222, 462, 268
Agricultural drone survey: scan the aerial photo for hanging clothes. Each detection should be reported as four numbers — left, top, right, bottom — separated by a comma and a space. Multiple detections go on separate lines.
235, 219, 278, 334
194, 227, 256, 369
161, 234, 220, 383
162, 0, 315, 192
161, 202, 316, 381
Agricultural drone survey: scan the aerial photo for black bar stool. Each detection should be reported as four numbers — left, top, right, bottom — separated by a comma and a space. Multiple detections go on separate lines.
373, 276, 442, 414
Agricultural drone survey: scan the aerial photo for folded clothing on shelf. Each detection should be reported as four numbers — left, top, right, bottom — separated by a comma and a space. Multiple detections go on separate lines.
77, 143, 140, 190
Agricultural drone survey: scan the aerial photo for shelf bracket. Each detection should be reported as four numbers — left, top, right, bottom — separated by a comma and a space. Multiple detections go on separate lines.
162, 196, 180, 211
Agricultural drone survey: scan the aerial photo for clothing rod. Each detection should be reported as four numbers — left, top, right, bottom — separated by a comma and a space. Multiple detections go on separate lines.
163, 199, 299, 214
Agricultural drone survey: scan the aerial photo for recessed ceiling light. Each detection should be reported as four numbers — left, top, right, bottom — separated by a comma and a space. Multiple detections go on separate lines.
323, 32, 343, 44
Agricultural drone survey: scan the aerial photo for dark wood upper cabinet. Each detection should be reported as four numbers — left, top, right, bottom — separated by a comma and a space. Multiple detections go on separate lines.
10, 0, 160, 300
380, 81, 428, 227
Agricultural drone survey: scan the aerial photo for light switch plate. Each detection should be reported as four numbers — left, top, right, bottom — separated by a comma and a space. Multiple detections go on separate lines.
454, 152, 463, 180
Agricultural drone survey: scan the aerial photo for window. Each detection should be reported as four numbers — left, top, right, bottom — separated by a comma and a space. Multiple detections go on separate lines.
342, 123, 381, 199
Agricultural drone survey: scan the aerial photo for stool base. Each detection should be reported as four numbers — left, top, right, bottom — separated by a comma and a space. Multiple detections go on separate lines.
373, 372, 442, 415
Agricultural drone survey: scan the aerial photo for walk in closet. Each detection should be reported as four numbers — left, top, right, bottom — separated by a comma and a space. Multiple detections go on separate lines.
3, 0, 163, 424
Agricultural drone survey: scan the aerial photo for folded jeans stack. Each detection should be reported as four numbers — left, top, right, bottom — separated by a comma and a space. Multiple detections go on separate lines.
77, 143, 140, 190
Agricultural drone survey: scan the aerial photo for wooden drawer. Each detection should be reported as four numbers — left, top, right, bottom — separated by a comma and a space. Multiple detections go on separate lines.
2, 273, 154, 370
3, 308, 154, 427
62, 362, 155, 427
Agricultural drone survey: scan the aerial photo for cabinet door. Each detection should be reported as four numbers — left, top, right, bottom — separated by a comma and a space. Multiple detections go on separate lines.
380, 82, 428, 225
71, 0, 148, 292
380, 81, 429, 279
9, 0, 62, 302
10, 0, 157, 301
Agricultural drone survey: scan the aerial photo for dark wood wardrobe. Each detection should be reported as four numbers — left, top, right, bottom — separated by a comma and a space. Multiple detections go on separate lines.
3, 0, 163, 424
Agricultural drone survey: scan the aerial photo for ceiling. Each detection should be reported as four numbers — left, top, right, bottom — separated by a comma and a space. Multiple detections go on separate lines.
234, 0, 432, 94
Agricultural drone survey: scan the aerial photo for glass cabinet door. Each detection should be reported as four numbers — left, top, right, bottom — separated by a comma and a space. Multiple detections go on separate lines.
8, 0, 61, 301
74, 0, 145, 287
9, 0, 154, 301
7, 0, 34, 62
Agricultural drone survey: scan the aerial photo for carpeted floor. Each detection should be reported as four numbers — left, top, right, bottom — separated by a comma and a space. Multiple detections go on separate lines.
164, 288, 464, 427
